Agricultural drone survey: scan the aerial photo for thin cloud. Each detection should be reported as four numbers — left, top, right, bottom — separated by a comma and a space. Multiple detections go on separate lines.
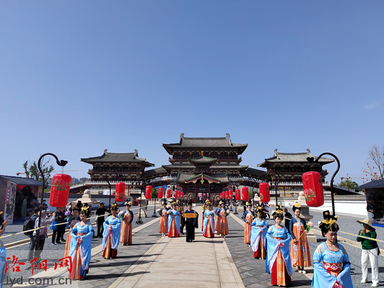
364, 102, 379, 110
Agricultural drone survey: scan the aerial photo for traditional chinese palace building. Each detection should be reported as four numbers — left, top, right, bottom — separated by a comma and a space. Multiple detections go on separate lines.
257, 149, 334, 197
76, 136, 335, 201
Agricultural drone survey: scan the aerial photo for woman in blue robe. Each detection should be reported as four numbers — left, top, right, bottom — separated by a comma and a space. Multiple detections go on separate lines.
312, 210, 353, 288
265, 207, 292, 287
167, 202, 181, 237
102, 202, 122, 259
251, 204, 268, 259
69, 205, 94, 280
203, 202, 215, 238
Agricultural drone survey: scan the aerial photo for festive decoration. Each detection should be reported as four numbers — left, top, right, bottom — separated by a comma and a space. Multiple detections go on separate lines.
115, 182, 125, 202
166, 188, 171, 198
158, 187, 164, 198
259, 182, 270, 203
235, 189, 241, 200
302, 171, 324, 207
145, 185, 152, 200
241, 187, 249, 201
50, 174, 71, 207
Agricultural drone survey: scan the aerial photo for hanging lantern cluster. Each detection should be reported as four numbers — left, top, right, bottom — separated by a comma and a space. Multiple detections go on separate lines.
235, 189, 240, 200
241, 187, 249, 201
115, 182, 125, 202
259, 182, 270, 203
50, 174, 72, 207
302, 171, 324, 207
145, 185, 152, 200
158, 187, 164, 198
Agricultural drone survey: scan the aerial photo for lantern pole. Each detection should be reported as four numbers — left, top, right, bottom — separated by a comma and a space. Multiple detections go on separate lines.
36, 153, 67, 250
152, 187, 158, 218
307, 152, 340, 216
136, 181, 144, 225
106, 180, 112, 209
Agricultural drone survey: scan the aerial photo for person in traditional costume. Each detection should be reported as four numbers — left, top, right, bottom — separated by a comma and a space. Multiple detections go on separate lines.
203, 202, 215, 238
167, 202, 181, 237
214, 201, 222, 233
217, 201, 229, 238
176, 200, 185, 234
289, 202, 311, 274
158, 201, 169, 236
119, 200, 134, 245
243, 202, 254, 246
312, 211, 353, 288
102, 202, 122, 259
251, 203, 268, 260
266, 206, 292, 287
184, 202, 198, 242
202, 199, 209, 231
64, 207, 80, 258
69, 205, 94, 280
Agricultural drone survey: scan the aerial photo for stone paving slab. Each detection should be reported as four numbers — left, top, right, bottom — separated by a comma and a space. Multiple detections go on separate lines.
227, 213, 312, 288
110, 230, 244, 288
8, 217, 161, 288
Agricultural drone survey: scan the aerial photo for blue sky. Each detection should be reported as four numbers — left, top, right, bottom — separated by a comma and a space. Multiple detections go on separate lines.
0, 0, 383, 185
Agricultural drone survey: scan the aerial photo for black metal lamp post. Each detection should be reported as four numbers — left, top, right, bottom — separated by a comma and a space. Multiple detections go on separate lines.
152, 186, 158, 218
36, 153, 67, 250
136, 180, 145, 225
231, 181, 239, 214
106, 179, 112, 209
307, 152, 340, 216
273, 173, 281, 206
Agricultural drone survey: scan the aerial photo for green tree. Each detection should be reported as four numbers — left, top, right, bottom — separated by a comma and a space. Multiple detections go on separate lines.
339, 179, 358, 190
22, 160, 54, 182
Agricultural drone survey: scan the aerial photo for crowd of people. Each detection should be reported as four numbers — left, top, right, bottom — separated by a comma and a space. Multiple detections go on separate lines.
0, 197, 380, 287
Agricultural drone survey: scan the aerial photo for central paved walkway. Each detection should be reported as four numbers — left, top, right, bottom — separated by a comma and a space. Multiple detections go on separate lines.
110, 231, 244, 288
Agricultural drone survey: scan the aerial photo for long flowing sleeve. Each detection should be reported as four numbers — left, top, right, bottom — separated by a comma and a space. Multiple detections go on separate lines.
336, 245, 353, 287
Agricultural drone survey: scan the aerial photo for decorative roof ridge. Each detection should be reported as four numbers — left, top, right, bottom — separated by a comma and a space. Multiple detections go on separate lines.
180, 133, 231, 142
274, 149, 312, 156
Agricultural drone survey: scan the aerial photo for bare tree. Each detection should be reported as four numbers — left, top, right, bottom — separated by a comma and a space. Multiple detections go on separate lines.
363, 145, 384, 181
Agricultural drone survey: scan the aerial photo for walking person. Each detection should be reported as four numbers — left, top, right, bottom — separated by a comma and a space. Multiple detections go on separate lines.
357, 218, 379, 287
167, 202, 181, 238
32, 210, 55, 265
184, 202, 198, 242
243, 202, 254, 245
289, 202, 311, 274
250, 204, 268, 260
266, 206, 292, 287
203, 202, 215, 238
312, 210, 353, 288
96, 202, 110, 238
26, 207, 39, 265
102, 202, 121, 259
158, 201, 169, 236
64, 207, 80, 258
119, 201, 134, 245
69, 205, 94, 280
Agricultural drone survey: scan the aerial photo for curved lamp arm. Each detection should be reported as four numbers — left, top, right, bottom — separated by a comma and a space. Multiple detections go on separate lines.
307, 152, 340, 216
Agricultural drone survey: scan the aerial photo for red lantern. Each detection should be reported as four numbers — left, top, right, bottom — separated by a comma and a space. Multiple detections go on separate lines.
115, 182, 125, 202
174, 190, 179, 199
302, 171, 324, 207
181, 191, 184, 198
220, 192, 224, 198
166, 189, 171, 198
259, 182, 270, 203
50, 174, 71, 207
228, 190, 233, 199
158, 187, 164, 198
241, 187, 249, 201
145, 185, 152, 200
235, 189, 240, 200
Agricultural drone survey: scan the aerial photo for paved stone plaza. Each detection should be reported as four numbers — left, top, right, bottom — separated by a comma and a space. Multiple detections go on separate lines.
2, 204, 384, 287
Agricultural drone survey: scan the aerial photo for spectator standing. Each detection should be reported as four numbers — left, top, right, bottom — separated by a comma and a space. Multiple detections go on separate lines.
357, 218, 379, 287
96, 202, 110, 238
31, 210, 55, 266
